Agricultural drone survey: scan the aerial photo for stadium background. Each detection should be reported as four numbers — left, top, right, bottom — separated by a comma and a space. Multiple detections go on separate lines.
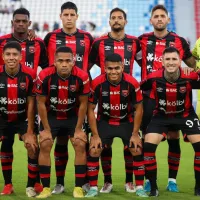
0, 0, 199, 199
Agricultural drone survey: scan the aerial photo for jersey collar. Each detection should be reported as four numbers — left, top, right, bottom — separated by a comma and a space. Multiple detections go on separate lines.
61, 28, 78, 36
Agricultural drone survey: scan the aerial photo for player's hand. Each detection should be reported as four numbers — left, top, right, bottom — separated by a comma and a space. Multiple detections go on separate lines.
24, 132, 38, 153
129, 134, 142, 152
39, 129, 53, 144
182, 67, 194, 75
28, 29, 37, 41
90, 135, 102, 150
73, 129, 87, 146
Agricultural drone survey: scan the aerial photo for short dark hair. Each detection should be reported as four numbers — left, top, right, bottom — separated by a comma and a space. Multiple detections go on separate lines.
13, 8, 30, 19
3, 41, 22, 52
105, 53, 123, 63
55, 46, 73, 55
110, 7, 127, 20
151, 5, 168, 16
61, 1, 78, 13
162, 47, 180, 56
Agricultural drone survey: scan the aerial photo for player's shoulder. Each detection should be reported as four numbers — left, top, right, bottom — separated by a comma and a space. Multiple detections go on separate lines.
72, 66, 89, 80
168, 31, 186, 40
34, 37, 45, 44
44, 29, 62, 37
126, 34, 139, 41
0, 33, 12, 41
0, 65, 4, 73
93, 34, 109, 43
138, 32, 154, 39
123, 73, 139, 86
91, 74, 106, 88
38, 66, 56, 81
77, 29, 92, 37
180, 69, 198, 80
21, 65, 36, 80
147, 69, 163, 79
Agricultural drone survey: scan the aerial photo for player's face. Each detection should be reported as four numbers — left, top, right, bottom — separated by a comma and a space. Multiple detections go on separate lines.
150, 9, 170, 31
60, 9, 78, 29
12, 14, 31, 34
2, 48, 22, 69
54, 52, 75, 77
162, 52, 181, 73
105, 61, 124, 83
109, 11, 127, 32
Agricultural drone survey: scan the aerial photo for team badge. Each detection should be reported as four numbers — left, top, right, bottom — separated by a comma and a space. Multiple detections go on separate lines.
70, 85, 76, 92
122, 90, 129, 97
20, 82, 26, 90
29, 46, 35, 53
127, 45, 132, 52
80, 40, 85, 46
179, 86, 186, 93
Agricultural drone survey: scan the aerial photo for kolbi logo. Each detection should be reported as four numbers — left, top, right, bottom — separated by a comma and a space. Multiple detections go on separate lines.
102, 103, 127, 110
147, 53, 162, 62
159, 99, 184, 106
50, 97, 76, 105
124, 58, 130, 66
0, 97, 26, 105
76, 54, 83, 62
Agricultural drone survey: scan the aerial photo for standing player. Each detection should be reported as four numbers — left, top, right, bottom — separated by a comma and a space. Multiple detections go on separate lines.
141, 47, 200, 196
35, 46, 90, 198
88, 7, 142, 193
0, 41, 38, 197
85, 53, 147, 197
192, 38, 200, 118
0, 8, 48, 196
138, 4, 196, 192
44, 2, 93, 194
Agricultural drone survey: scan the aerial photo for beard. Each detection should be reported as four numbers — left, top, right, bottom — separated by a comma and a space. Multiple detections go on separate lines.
154, 24, 167, 32
111, 24, 124, 32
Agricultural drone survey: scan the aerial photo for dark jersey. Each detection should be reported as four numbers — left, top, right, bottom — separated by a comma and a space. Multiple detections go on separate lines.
35, 66, 90, 120
89, 73, 143, 125
138, 31, 192, 80
0, 65, 35, 122
0, 34, 48, 74
44, 28, 93, 72
141, 68, 199, 118
89, 33, 141, 75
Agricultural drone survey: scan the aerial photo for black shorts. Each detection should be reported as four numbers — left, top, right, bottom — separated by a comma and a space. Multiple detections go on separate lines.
97, 120, 135, 148
0, 117, 28, 140
40, 115, 78, 139
147, 111, 200, 141
141, 95, 179, 135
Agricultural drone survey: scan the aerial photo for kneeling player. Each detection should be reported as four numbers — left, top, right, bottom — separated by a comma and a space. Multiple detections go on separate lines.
85, 53, 148, 198
141, 47, 200, 196
35, 46, 90, 198
0, 41, 39, 197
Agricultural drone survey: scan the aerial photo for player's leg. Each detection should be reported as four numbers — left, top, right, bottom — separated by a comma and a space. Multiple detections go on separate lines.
0, 120, 14, 195
166, 130, 180, 192
52, 136, 69, 194
86, 119, 113, 197
120, 122, 147, 197
69, 117, 87, 198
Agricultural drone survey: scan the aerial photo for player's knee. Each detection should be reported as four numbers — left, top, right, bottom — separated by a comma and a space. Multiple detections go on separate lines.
25, 144, 38, 159
40, 139, 53, 153
128, 148, 142, 156
73, 138, 86, 150
89, 148, 101, 157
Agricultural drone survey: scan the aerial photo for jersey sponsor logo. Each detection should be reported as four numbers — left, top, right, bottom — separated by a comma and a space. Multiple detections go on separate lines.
159, 99, 184, 106
0, 97, 26, 105
147, 53, 162, 62
20, 82, 26, 90
114, 46, 124, 50
58, 85, 68, 90
25, 62, 33, 68
166, 88, 177, 92
169, 42, 175, 47
110, 91, 120, 95
22, 48, 26, 51
50, 85, 57, 90
0, 83, 5, 88
121, 90, 129, 97
50, 97, 76, 104
156, 41, 165, 46
124, 58, 130, 66
102, 91, 108, 96
7, 84, 18, 88
147, 65, 153, 72
29, 46, 35, 53
102, 103, 127, 110
69, 85, 76, 92
66, 40, 76, 44
127, 45, 132, 52
80, 40, 85, 46
105, 46, 111, 51
179, 86, 186, 93
157, 87, 163, 92
76, 54, 83, 62
159, 107, 184, 114
0, 108, 26, 114
103, 111, 127, 119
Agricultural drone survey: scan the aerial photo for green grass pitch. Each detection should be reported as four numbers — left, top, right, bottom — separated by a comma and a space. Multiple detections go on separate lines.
0, 137, 198, 199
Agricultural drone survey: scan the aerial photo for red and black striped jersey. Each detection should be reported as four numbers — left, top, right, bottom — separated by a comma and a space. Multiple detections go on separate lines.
138, 31, 192, 80
44, 28, 93, 72
0, 34, 49, 74
89, 33, 141, 75
89, 73, 143, 125
35, 66, 90, 120
141, 68, 199, 118
0, 65, 35, 122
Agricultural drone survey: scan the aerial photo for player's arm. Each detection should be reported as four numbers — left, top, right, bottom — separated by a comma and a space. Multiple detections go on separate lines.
183, 56, 196, 69
135, 39, 142, 67
27, 96, 35, 134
